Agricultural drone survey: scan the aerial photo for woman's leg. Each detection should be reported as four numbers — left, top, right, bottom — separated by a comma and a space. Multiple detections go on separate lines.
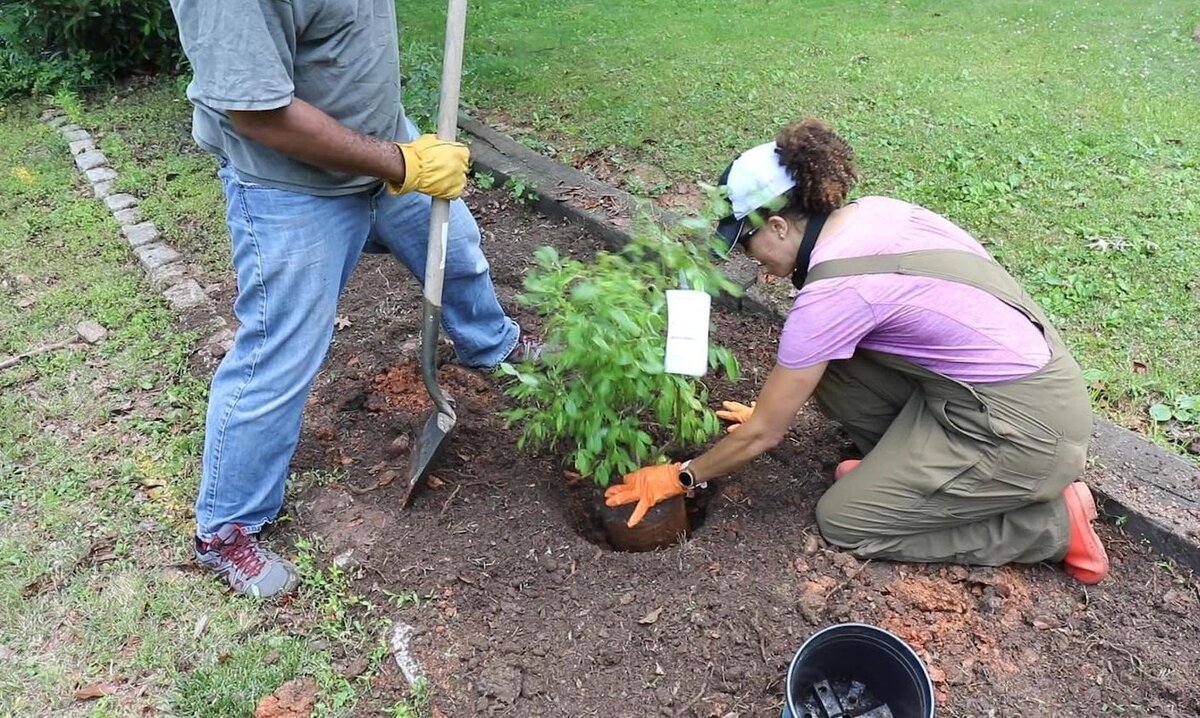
813, 353, 917, 454
814, 391, 1072, 565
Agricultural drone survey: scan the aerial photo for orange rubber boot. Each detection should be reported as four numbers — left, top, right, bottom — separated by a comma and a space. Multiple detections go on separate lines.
1062, 482, 1109, 584
834, 459, 861, 481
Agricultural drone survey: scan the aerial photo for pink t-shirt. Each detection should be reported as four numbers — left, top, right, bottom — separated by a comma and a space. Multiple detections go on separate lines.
777, 196, 1051, 383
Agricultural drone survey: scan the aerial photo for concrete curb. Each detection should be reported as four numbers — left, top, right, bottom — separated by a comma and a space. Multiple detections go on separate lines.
39, 108, 234, 359
456, 111, 1200, 572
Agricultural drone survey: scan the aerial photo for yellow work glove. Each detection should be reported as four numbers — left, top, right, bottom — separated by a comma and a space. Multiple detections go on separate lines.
604, 463, 685, 528
715, 400, 755, 433
388, 134, 470, 200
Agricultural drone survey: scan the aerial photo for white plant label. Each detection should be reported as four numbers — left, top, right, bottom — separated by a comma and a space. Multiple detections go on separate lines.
664, 289, 711, 377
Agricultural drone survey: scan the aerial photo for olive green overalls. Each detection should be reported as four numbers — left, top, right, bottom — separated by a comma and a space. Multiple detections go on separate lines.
804, 249, 1093, 566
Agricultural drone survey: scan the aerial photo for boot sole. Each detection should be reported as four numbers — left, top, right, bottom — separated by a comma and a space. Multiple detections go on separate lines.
1064, 482, 1108, 584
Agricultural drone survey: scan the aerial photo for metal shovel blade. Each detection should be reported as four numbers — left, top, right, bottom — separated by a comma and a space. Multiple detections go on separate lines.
402, 403, 456, 507
400, 299, 458, 508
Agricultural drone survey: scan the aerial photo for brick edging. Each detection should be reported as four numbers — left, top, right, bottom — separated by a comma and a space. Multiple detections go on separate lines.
40, 108, 234, 358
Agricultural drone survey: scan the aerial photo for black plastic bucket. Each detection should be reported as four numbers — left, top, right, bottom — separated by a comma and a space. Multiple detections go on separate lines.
783, 623, 935, 718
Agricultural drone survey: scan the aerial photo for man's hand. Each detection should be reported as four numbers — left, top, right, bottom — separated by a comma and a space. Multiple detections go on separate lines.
389, 134, 470, 199
715, 400, 755, 432
603, 463, 685, 528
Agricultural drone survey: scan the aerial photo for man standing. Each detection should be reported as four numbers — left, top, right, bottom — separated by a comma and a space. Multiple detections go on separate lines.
169, 0, 534, 597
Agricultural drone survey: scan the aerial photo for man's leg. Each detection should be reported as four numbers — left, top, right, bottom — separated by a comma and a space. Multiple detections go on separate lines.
814, 392, 1071, 566
369, 185, 519, 368
195, 162, 368, 595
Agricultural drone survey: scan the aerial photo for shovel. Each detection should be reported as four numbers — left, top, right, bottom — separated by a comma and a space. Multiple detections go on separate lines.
401, 0, 469, 508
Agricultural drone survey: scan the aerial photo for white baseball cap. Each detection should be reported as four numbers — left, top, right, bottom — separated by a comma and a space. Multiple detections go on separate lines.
715, 140, 796, 252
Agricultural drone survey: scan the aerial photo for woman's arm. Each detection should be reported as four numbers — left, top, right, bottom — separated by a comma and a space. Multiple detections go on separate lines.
687, 361, 828, 482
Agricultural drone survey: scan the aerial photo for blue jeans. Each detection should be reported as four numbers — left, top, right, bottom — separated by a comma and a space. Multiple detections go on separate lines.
195, 149, 519, 540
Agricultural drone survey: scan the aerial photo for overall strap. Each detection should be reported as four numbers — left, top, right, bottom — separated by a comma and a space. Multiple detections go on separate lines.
805, 249, 1055, 336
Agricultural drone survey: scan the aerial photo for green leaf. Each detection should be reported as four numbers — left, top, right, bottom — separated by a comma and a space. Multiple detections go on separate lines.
1149, 403, 1173, 422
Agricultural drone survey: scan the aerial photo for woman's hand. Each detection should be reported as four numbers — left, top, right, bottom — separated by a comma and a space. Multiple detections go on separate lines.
603, 463, 685, 527
715, 400, 756, 432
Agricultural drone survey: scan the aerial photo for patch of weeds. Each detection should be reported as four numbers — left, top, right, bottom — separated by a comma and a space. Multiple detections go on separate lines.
173, 636, 307, 717
386, 678, 432, 718
473, 171, 496, 190
294, 537, 381, 642
503, 176, 535, 204
382, 588, 434, 610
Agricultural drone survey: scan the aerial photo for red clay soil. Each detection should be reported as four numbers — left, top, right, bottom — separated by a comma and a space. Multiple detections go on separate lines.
275, 187, 1200, 717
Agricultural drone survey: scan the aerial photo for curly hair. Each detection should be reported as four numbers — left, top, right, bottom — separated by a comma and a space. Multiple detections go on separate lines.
773, 118, 857, 215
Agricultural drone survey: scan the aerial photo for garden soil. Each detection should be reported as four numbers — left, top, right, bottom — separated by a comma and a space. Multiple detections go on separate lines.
263, 188, 1200, 717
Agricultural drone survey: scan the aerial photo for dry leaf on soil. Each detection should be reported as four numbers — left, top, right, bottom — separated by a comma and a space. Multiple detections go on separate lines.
74, 682, 118, 701
637, 607, 663, 625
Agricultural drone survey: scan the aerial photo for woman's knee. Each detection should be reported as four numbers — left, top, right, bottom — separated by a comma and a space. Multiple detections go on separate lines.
815, 489, 869, 548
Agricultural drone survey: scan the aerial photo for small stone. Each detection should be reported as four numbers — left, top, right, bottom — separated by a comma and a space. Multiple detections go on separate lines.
801, 534, 820, 556
386, 434, 411, 458
14, 274, 32, 286
164, 280, 209, 311
336, 655, 369, 679
75, 150, 108, 172
147, 262, 189, 291
113, 206, 142, 225
62, 128, 90, 143
205, 327, 236, 358
122, 222, 159, 248
45, 115, 70, 129
40, 108, 63, 121
1030, 614, 1060, 630
85, 166, 118, 184
92, 181, 114, 199
69, 139, 95, 155
76, 321, 108, 344
104, 193, 138, 212
133, 242, 182, 271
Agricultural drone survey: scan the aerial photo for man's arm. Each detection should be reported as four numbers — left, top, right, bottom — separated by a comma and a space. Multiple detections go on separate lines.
229, 98, 407, 185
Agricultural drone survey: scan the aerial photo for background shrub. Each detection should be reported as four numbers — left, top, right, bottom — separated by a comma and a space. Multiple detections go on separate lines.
0, 0, 183, 99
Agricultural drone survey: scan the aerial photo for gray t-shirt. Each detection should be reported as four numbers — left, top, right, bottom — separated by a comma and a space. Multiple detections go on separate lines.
169, 0, 412, 195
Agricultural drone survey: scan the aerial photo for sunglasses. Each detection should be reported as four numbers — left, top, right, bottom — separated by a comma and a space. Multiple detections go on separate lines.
737, 211, 767, 248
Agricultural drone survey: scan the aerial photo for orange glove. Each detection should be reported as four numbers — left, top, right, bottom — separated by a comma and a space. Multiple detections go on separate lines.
715, 400, 755, 433
603, 463, 685, 528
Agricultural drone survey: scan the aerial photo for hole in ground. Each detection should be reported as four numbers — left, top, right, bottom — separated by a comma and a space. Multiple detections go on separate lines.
556, 477, 713, 552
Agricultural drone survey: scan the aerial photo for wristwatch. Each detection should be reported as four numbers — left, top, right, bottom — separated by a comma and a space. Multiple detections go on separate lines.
678, 460, 707, 495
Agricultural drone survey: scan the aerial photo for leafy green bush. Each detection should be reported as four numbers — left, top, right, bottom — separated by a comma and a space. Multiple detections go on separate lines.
498, 213, 742, 487
0, 0, 183, 99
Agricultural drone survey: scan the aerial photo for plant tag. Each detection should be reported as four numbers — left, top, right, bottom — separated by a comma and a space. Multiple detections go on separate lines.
664, 289, 711, 377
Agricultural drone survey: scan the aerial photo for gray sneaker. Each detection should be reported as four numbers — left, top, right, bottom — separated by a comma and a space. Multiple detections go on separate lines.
195, 524, 299, 598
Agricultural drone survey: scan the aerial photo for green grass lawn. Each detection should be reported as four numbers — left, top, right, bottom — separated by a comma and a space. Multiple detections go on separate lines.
397, 0, 1200, 450
0, 95, 425, 716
